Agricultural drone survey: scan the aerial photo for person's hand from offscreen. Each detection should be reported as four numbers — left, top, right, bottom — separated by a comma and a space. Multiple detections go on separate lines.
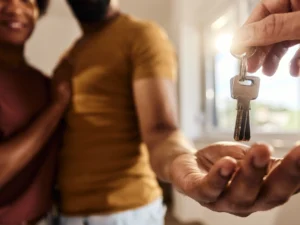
231, 0, 300, 76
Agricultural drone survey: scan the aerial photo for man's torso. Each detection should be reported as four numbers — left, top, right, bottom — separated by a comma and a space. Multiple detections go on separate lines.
58, 14, 164, 215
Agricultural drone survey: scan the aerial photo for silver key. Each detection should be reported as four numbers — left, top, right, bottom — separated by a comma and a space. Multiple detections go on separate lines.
230, 56, 260, 141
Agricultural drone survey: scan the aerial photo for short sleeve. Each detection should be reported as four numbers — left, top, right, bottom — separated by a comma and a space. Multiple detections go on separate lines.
131, 23, 177, 81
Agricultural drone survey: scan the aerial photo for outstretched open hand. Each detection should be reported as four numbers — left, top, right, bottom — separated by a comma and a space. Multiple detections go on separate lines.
170, 142, 300, 217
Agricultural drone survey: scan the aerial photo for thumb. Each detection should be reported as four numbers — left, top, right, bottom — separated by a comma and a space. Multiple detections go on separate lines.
231, 11, 300, 53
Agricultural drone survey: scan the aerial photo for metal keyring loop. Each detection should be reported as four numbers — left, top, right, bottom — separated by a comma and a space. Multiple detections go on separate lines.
231, 47, 257, 60
240, 56, 248, 81
232, 47, 257, 81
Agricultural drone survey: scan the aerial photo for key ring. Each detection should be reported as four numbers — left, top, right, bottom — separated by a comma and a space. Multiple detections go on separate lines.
232, 47, 257, 81
239, 54, 247, 81
231, 46, 257, 59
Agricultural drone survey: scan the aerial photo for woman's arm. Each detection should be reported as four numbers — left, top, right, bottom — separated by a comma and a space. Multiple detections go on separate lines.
0, 81, 71, 188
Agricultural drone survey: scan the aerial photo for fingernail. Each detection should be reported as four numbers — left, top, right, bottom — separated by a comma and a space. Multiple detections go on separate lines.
254, 142, 274, 153
220, 167, 234, 177
253, 155, 269, 169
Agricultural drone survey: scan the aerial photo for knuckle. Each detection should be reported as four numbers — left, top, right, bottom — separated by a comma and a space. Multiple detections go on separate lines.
263, 14, 284, 38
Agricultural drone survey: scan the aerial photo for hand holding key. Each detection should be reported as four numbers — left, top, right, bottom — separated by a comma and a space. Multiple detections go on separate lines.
231, 0, 300, 76
231, 51, 260, 141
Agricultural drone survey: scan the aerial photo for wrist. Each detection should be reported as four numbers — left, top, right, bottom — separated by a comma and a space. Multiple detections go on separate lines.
147, 130, 197, 182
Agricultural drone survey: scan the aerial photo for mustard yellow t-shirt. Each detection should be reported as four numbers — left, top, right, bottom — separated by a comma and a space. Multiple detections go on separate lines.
55, 13, 177, 215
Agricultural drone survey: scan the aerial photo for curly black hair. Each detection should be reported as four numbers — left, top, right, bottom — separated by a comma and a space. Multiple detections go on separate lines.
36, 0, 50, 16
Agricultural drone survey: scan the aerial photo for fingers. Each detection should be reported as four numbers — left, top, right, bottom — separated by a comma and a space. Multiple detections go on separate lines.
262, 42, 290, 76
221, 143, 272, 208
233, 12, 300, 48
231, 0, 290, 56
246, 46, 270, 73
257, 145, 300, 210
198, 142, 248, 163
194, 157, 237, 204
290, 48, 300, 76
231, 0, 298, 74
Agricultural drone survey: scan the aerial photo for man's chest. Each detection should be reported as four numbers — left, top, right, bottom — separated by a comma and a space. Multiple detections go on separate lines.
0, 71, 49, 137
72, 45, 132, 96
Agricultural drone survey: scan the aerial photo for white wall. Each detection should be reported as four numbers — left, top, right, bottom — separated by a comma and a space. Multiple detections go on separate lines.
119, 0, 172, 35
25, 0, 81, 75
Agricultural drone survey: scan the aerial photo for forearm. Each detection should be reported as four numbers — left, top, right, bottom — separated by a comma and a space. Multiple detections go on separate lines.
0, 102, 67, 187
147, 129, 196, 183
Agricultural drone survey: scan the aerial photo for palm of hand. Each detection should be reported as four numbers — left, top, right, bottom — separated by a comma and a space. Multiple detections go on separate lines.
170, 142, 298, 217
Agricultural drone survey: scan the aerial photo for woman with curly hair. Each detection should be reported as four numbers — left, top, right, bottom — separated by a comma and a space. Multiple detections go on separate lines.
0, 0, 71, 224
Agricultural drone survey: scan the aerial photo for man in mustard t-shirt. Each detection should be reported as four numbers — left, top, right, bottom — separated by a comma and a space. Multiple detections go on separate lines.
53, 0, 300, 224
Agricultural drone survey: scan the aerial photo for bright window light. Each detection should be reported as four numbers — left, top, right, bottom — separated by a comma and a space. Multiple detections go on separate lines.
215, 33, 233, 53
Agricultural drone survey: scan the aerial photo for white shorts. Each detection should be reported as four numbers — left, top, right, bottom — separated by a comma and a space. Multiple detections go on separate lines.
58, 198, 166, 225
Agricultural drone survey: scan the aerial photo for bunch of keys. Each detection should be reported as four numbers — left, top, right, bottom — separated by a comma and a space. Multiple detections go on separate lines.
230, 48, 260, 142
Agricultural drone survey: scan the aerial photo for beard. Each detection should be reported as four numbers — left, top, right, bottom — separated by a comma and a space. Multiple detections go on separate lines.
67, 0, 111, 23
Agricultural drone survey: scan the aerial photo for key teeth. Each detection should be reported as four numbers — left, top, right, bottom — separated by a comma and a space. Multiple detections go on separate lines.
234, 109, 251, 142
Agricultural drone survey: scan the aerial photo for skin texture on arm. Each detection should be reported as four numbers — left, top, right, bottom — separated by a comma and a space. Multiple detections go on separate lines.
134, 78, 199, 181
0, 80, 70, 188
